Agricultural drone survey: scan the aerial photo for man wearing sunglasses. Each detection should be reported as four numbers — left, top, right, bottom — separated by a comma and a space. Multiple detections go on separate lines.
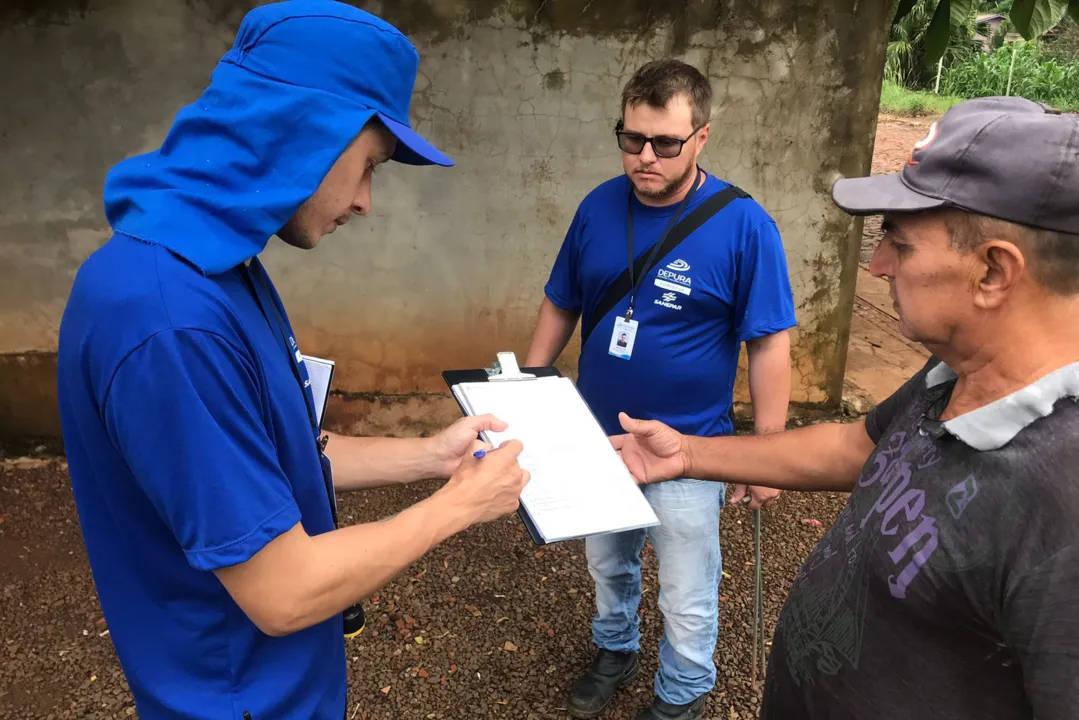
525, 59, 797, 720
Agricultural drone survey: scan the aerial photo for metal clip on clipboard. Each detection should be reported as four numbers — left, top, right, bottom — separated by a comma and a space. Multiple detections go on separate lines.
485, 352, 537, 382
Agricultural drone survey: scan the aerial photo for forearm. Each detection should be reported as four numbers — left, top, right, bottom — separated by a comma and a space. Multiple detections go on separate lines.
292, 493, 466, 632
222, 491, 469, 636
684, 419, 874, 492
746, 331, 792, 434
324, 431, 440, 492
525, 297, 580, 367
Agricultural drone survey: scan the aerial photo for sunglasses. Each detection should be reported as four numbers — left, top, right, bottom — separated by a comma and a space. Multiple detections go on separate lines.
615, 120, 703, 159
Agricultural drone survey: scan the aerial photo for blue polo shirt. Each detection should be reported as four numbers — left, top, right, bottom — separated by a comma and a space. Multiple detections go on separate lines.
58, 241, 343, 718
53, 3, 419, 717
545, 172, 797, 437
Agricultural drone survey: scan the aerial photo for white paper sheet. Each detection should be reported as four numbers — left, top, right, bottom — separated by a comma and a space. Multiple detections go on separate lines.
452, 376, 659, 543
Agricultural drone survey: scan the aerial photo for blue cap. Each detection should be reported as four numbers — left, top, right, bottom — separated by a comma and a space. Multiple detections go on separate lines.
228, 0, 453, 167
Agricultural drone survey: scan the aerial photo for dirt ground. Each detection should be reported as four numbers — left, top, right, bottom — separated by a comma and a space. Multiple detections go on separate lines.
0, 116, 929, 720
0, 454, 851, 720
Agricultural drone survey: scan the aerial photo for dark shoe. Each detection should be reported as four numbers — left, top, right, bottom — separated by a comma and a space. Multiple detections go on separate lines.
565, 648, 640, 719
634, 694, 707, 720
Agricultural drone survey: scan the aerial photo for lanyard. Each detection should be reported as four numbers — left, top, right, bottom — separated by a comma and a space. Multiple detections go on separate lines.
624, 167, 702, 320
242, 259, 338, 525
243, 258, 367, 640
245, 260, 320, 433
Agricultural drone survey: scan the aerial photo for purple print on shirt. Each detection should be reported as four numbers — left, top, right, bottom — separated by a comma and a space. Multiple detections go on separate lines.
779, 428, 944, 686
946, 474, 979, 520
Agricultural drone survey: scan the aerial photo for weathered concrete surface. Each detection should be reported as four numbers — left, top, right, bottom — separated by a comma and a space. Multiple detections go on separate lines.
0, 0, 891, 443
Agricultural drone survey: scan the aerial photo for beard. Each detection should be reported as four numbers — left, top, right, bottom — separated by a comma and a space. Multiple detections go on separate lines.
631, 159, 698, 202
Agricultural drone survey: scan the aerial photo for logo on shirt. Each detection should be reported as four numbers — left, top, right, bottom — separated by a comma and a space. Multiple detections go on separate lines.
655, 262, 692, 296
779, 429, 946, 688
945, 474, 978, 520
654, 291, 683, 311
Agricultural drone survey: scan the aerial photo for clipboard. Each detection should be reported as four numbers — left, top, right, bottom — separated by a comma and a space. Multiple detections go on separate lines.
442, 353, 557, 544
442, 352, 659, 546
302, 354, 335, 430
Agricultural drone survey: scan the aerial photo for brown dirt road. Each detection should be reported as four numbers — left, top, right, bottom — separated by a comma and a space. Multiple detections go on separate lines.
0, 116, 929, 720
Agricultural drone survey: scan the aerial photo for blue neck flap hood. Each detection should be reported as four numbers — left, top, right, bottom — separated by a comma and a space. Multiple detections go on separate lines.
102, 0, 452, 275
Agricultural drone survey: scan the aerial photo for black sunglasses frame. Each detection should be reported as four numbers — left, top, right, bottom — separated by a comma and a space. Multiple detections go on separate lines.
614, 120, 704, 158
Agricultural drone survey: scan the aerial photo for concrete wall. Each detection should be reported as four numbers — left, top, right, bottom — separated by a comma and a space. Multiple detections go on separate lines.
0, 0, 890, 445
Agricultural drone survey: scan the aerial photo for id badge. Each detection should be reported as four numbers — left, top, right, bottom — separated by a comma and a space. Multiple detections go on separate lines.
609, 317, 639, 360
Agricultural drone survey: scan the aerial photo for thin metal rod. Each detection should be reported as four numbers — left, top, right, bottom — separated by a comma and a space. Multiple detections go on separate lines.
751, 508, 765, 688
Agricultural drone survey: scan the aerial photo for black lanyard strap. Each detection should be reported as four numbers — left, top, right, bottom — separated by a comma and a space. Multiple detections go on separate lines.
624, 167, 702, 320
582, 180, 751, 347
242, 260, 338, 527
246, 261, 320, 433
243, 260, 366, 640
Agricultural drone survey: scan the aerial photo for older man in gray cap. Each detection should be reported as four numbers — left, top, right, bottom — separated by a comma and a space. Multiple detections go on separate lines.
608, 96, 1079, 719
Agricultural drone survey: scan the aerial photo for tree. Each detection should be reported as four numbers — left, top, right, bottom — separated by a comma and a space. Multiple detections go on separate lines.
886, 0, 982, 88
1043, 14, 1079, 61
895, 0, 1079, 61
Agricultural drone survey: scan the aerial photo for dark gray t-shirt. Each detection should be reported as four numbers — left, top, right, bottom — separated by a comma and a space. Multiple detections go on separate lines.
762, 357, 1079, 719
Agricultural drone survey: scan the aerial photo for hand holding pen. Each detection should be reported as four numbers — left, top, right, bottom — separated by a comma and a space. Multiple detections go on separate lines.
437, 438, 529, 527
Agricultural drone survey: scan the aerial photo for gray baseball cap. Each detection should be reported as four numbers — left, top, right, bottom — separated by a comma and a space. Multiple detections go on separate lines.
832, 96, 1079, 234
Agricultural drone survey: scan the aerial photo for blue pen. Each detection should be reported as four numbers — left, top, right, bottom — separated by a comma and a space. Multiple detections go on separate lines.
473, 449, 487, 459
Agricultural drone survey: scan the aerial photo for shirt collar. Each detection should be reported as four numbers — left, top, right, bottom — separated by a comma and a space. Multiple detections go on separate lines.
926, 360, 1079, 451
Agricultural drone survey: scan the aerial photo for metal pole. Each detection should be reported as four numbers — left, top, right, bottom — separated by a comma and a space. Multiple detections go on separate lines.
750, 509, 765, 688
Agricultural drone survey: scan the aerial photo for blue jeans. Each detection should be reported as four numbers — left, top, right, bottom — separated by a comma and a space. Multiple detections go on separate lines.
585, 478, 727, 705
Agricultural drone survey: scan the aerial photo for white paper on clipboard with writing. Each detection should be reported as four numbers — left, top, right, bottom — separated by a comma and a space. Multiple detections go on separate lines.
451, 375, 659, 544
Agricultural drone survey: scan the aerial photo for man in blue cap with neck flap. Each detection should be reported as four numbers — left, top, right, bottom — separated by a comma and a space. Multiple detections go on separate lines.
56, 2, 529, 717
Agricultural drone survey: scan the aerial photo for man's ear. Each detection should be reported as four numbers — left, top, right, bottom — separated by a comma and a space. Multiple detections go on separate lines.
973, 240, 1025, 309
697, 122, 711, 147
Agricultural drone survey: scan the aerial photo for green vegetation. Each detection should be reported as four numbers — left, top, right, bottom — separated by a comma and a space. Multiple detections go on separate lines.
880, 81, 967, 115
894, 0, 1079, 58
883, 1, 1079, 115
944, 40, 1079, 109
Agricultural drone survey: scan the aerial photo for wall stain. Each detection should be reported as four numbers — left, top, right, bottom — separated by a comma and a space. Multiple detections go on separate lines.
0, 0, 91, 26
3, 0, 738, 44
543, 69, 566, 92
360, 0, 722, 36
0, 353, 62, 446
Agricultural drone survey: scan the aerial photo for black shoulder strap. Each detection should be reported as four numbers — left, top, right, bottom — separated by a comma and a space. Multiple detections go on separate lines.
581, 184, 751, 346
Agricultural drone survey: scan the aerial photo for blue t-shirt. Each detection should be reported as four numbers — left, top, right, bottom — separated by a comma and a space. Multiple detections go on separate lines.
545, 172, 797, 438
54, 4, 416, 716
57, 236, 345, 718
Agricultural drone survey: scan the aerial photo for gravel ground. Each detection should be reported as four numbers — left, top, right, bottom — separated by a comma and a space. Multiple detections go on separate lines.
0, 446, 850, 720
1, 116, 927, 720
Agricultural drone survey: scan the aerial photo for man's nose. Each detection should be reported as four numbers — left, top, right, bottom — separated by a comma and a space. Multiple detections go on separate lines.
639, 141, 658, 163
352, 179, 372, 216
868, 238, 891, 279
